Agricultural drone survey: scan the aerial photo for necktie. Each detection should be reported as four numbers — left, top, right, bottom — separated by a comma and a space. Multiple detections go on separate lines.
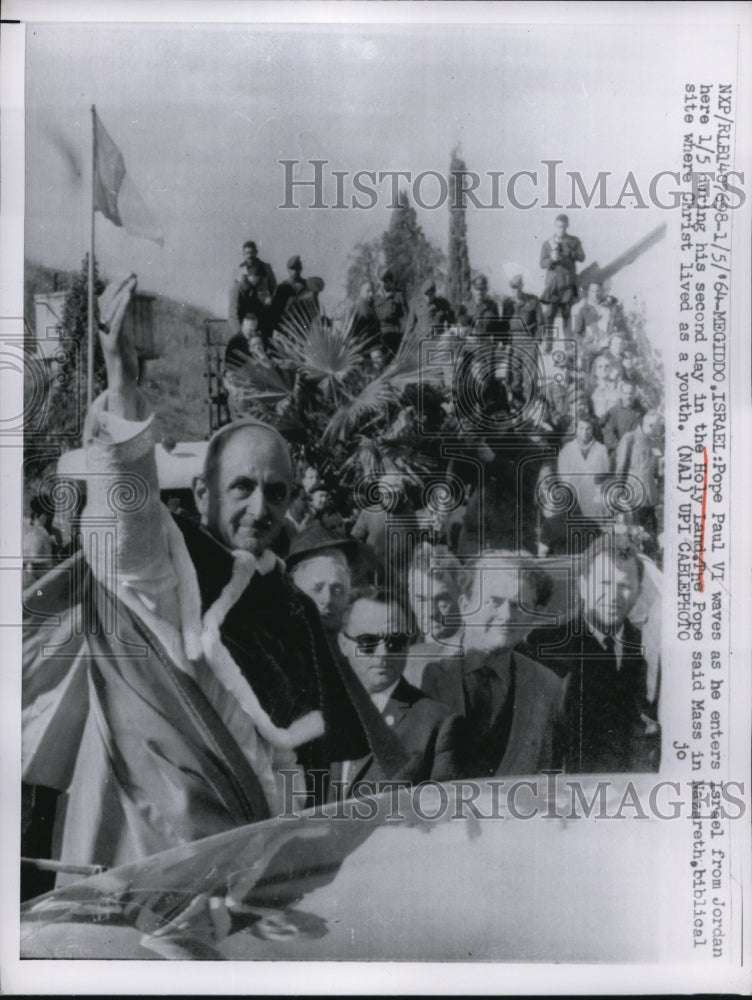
465, 664, 497, 732
602, 633, 618, 680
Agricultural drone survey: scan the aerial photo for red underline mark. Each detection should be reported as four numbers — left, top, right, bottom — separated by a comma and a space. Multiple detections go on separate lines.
698, 446, 708, 592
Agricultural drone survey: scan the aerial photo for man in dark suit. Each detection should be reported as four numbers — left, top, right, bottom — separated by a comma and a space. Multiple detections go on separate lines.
331, 587, 461, 798
421, 551, 565, 778
527, 533, 661, 773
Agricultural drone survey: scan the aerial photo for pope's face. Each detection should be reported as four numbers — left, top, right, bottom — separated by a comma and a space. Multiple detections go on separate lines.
460, 568, 539, 655
580, 553, 640, 632
339, 599, 409, 694
203, 427, 291, 555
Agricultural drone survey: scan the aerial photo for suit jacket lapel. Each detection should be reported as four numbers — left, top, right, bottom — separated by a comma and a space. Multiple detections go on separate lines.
383, 677, 413, 730
499, 654, 548, 776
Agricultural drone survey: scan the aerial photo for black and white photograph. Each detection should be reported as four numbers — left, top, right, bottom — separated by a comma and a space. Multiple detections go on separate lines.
2, 1, 751, 993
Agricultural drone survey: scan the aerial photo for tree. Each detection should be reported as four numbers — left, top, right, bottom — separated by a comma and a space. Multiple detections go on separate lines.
446, 146, 472, 307
25, 254, 105, 482
381, 190, 445, 301
345, 238, 383, 301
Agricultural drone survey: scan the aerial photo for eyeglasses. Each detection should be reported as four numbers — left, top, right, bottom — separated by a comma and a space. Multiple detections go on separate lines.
342, 632, 411, 654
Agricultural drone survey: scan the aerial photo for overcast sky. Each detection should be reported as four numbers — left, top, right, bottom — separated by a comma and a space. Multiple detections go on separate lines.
23, 18, 739, 343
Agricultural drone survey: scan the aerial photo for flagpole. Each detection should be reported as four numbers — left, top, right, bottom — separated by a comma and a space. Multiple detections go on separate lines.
87, 104, 96, 415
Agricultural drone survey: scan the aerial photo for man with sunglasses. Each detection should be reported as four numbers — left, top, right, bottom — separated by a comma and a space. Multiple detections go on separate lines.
330, 587, 462, 798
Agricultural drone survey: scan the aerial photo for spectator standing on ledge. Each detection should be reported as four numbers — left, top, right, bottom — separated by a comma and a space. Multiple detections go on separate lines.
229, 243, 275, 334
502, 274, 543, 341
465, 274, 502, 338
232, 262, 274, 344
230, 240, 276, 303
540, 214, 585, 335
272, 255, 319, 326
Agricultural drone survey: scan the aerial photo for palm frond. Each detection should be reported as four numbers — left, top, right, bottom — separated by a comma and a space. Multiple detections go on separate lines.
379, 331, 445, 393
272, 305, 371, 404
228, 358, 296, 407
322, 373, 400, 443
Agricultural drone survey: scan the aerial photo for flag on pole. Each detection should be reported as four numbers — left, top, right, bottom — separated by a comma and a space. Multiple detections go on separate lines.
93, 110, 163, 246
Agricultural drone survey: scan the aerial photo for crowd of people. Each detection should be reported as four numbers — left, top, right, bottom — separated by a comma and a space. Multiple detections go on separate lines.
22, 216, 664, 896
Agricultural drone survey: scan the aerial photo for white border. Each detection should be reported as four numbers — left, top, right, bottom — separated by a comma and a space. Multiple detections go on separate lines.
2, 2, 751, 995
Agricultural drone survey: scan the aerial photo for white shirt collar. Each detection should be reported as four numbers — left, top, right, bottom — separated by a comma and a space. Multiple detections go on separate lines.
586, 621, 626, 670
371, 679, 401, 714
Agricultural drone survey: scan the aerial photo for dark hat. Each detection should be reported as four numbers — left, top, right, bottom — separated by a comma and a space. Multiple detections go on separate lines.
287, 254, 302, 270
242, 239, 257, 251
306, 276, 325, 293
421, 277, 436, 294
471, 274, 488, 289
309, 480, 329, 494
286, 521, 357, 570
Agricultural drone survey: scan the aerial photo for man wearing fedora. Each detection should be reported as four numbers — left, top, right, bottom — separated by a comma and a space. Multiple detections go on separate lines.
227, 239, 276, 336
287, 523, 356, 638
